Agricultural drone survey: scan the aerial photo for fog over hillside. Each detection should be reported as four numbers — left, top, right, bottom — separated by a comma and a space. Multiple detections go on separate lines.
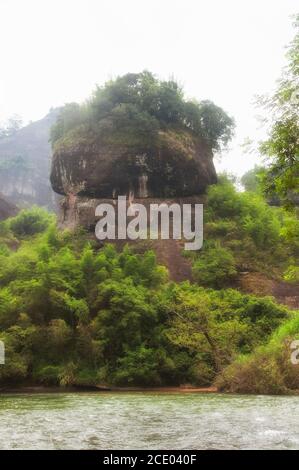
0, 109, 59, 209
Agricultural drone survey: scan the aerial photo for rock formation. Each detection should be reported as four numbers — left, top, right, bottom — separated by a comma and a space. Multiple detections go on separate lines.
51, 129, 216, 200
49, 72, 234, 279
51, 129, 216, 233
50, 129, 215, 281
0, 193, 18, 221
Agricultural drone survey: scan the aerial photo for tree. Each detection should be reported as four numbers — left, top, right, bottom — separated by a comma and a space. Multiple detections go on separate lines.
0, 206, 295, 389
9, 207, 54, 237
50, 71, 235, 153
0, 114, 23, 139
259, 15, 299, 207
241, 166, 265, 193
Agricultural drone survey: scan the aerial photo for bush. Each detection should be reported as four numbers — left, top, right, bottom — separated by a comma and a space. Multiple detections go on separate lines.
65, 367, 100, 387
0, 347, 28, 384
192, 245, 237, 288
283, 265, 299, 283
202, 177, 298, 277
33, 365, 62, 385
216, 313, 299, 394
111, 347, 168, 386
206, 179, 242, 219
9, 207, 54, 237
215, 353, 287, 394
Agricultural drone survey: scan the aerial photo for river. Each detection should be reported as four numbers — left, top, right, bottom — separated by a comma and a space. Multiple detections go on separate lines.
0, 392, 298, 449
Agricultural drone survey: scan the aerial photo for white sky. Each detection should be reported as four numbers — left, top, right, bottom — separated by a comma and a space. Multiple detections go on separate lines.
0, 0, 298, 176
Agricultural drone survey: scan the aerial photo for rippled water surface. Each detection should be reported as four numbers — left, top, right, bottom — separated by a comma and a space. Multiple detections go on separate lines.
0, 392, 298, 449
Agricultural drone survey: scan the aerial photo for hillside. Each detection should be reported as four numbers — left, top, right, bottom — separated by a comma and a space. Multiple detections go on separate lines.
0, 193, 18, 221
0, 109, 59, 209
0, 71, 297, 395
0, 206, 298, 392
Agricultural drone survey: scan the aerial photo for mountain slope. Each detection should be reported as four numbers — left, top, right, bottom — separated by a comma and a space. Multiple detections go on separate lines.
0, 193, 18, 220
0, 109, 59, 209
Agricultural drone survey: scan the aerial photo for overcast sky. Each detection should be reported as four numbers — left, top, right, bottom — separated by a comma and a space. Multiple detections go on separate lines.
0, 0, 298, 176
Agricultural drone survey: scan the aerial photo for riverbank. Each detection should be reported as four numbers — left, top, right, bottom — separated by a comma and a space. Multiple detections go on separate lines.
0, 385, 218, 394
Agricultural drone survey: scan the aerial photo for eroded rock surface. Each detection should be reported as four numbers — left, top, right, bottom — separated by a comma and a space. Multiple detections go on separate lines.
50, 124, 216, 280
0, 193, 18, 221
50, 130, 217, 200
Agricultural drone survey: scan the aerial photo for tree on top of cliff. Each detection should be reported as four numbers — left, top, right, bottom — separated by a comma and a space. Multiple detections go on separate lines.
50, 71, 234, 152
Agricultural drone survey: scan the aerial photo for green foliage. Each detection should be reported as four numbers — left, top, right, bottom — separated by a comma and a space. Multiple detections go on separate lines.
112, 347, 172, 386
160, 283, 288, 385
33, 365, 62, 385
283, 265, 299, 283
51, 71, 234, 152
0, 207, 294, 388
241, 165, 265, 193
259, 16, 299, 207
8, 207, 54, 237
192, 245, 237, 288
216, 313, 299, 394
49, 103, 86, 144
197, 177, 299, 282
185, 100, 234, 150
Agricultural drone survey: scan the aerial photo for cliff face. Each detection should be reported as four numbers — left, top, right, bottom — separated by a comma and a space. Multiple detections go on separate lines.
50, 129, 217, 200
57, 194, 200, 282
0, 193, 18, 221
49, 71, 236, 241
0, 109, 59, 209
50, 126, 216, 281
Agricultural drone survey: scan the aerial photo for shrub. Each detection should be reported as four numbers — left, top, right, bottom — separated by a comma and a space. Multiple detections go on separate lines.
0, 347, 28, 384
111, 347, 167, 386
215, 353, 287, 394
216, 313, 299, 394
192, 245, 237, 288
206, 180, 242, 219
33, 365, 62, 385
283, 265, 299, 283
9, 207, 53, 237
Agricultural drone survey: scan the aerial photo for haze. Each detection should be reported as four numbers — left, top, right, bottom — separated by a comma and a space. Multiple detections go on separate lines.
0, 0, 297, 176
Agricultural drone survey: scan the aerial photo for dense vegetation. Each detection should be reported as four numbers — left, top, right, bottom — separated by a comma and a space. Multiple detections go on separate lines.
216, 314, 299, 394
191, 175, 299, 286
0, 187, 298, 391
50, 71, 234, 152
259, 15, 299, 207
1, 21, 298, 391
241, 165, 265, 194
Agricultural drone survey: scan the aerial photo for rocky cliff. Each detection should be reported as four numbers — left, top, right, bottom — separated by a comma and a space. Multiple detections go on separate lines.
0, 109, 60, 209
51, 129, 217, 201
50, 128, 216, 240
49, 71, 236, 222
50, 127, 215, 281
0, 193, 18, 221
49, 72, 234, 278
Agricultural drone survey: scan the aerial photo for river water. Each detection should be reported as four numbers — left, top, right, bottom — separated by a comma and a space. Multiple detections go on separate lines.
0, 392, 298, 449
